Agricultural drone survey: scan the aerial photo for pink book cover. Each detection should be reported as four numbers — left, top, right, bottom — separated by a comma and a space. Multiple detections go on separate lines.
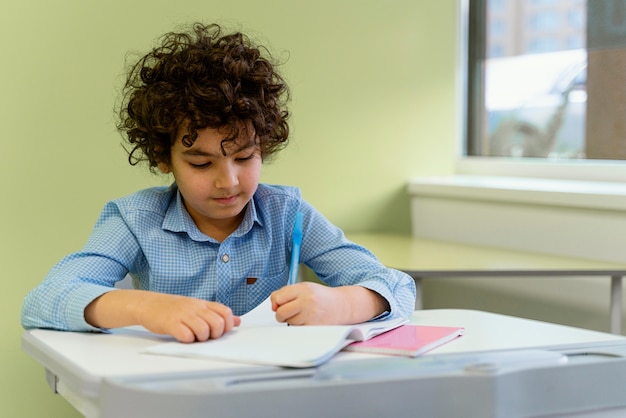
344, 325, 465, 357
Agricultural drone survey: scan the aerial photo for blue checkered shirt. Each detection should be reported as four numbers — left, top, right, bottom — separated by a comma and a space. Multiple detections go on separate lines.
22, 183, 416, 331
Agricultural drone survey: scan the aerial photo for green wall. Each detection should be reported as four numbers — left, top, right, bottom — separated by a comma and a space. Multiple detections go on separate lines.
1, 1, 456, 416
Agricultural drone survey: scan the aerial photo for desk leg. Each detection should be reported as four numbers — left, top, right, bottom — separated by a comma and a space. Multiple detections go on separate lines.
414, 277, 423, 310
45, 369, 58, 393
610, 275, 623, 335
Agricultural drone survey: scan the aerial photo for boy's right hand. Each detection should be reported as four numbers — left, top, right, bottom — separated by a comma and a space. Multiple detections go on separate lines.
136, 292, 240, 342
85, 290, 240, 343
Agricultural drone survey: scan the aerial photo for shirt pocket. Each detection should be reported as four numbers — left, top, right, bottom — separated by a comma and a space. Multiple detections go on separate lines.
234, 263, 289, 315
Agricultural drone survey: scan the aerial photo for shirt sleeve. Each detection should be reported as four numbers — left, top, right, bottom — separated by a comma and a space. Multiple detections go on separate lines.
297, 201, 417, 321
21, 201, 143, 332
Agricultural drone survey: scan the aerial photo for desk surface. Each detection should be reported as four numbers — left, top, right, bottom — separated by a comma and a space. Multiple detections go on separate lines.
23, 309, 626, 418
23, 309, 626, 386
346, 233, 626, 276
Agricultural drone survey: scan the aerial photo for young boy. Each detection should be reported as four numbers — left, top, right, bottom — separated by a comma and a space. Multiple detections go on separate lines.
21, 23, 416, 343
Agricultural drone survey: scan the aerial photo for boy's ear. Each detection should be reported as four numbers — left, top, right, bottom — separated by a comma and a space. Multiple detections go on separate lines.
157, 161, 171, 174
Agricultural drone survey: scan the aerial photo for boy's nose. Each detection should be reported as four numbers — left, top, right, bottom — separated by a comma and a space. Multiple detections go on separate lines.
215, 165, 238, 189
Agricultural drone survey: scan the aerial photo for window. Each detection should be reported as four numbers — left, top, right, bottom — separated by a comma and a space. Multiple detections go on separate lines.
463, 0, 626, 177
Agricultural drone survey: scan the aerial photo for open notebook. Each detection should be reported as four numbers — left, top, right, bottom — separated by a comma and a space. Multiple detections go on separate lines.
143, 298, 407, 368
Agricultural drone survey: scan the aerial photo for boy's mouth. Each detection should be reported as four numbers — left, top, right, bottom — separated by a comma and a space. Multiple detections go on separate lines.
213, 195, 238, 205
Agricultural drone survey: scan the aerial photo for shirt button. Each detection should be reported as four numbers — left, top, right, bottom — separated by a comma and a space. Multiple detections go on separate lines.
221, 254, 230, 263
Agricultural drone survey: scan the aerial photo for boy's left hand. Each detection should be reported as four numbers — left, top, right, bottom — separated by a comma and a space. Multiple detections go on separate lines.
270, 282, 389, 325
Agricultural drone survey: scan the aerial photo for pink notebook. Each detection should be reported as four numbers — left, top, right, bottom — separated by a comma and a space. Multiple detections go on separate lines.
344, 325, 464, 357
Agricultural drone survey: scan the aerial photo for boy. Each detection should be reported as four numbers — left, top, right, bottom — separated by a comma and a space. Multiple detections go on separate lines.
21, 23, 416, 343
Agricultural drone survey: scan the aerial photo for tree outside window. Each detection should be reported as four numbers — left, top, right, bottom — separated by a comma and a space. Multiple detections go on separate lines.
466, 0, 626, 161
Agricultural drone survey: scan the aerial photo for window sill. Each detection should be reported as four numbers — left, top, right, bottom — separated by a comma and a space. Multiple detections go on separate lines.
409, 174, 626, 211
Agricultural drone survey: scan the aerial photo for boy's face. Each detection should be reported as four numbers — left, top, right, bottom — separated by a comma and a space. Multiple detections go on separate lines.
160, 126, 262, 239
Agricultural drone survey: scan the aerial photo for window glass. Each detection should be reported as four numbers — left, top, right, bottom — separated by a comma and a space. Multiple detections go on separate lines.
467, 0, 626, 161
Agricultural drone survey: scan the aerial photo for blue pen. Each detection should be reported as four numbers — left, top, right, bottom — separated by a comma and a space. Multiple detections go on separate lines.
288, 211, 304, 285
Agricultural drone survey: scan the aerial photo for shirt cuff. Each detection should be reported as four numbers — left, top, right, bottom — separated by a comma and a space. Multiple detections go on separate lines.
65, 285, 118, 332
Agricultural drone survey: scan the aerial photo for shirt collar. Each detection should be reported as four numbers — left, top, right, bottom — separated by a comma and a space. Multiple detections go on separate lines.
162, 184, 262, 242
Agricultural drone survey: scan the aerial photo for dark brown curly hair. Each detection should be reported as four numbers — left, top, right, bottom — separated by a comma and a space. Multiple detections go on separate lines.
116, 23, 290, 169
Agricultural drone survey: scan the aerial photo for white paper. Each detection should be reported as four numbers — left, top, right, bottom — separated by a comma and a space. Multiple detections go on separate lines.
144, 297, 407, 368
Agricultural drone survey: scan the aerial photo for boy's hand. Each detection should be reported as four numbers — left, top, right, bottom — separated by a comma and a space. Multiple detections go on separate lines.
85, 290, 240, 343
136, 293, 240, 343
270, 282, 389, 325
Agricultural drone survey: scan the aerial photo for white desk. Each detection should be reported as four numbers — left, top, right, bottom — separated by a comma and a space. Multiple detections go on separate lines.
23, 309, 626, 418
347, 233, 626, 334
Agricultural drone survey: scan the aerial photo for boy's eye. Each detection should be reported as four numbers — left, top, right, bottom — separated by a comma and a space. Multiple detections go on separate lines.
236, 154, 254, 162
190, 162, 211, 168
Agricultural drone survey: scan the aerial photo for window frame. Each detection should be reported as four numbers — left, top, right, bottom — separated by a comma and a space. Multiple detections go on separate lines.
457, 0, 626, 183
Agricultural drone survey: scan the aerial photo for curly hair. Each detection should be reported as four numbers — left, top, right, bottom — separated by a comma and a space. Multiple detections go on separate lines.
116, 23, 290, 169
